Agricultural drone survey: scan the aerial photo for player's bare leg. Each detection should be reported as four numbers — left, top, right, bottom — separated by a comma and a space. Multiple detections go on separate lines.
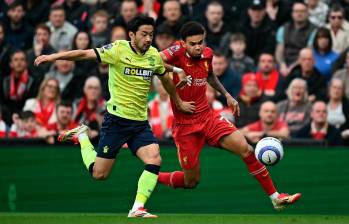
219, 130, 301, 210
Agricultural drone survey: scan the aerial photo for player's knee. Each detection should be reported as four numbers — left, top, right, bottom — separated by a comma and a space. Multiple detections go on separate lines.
147, 152, 162, 166
92, 170, 109, 180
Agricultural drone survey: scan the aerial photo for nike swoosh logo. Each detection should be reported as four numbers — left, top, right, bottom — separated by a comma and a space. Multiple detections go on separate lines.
186, 63, 193, 67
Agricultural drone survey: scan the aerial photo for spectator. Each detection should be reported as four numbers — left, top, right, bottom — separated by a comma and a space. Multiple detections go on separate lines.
46, 5, 78, 51
203, 1, 229, 51
236, 0, 277, 61
47, 101, 78, 134
212, 52, 241, 102
27, 23, 56, 83
155, 23, 176, 51
255, 53, 283, 101
312, 27, 339, 81
110, 25, 127, 42
297, 101, 342, 146
0, 50, 38, 126
265, 0, 291, 27
23, 77, 61, 128
180, 0, 207, 22
206, 84, 234, 122
113, 0, 138, 30
63, 0, 90, 31
326, 79, 349, 134
326, 5, 349, 54
159, 0, 187, 39
236, 73, 267, 128
306, 0, 329, 27
73, 76, 105, 139
0, 23, 14, 77
0, 107, 6, 138
3, 1, 34, 50
275, 2, 317, 76
139, 0, 161, 20
25, 0, 50, 27
45, 53, 85, 100
277, 78, 311, 137
241, 101, 289, 144
226, 33, 255, 77
90, 10, 109, 48
333, 51, 349, 99
72, 31, 99, 78
148, 77, 173, 140
284, 48, 327, 102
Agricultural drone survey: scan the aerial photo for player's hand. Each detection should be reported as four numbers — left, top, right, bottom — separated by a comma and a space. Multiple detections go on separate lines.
226, 94, 240, 117
177, 100, 195, 114
176, 70, 188, 89
34, 54, 55, 66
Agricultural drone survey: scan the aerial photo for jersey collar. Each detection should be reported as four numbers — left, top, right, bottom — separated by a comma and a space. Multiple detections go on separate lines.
129, 41, 148, 55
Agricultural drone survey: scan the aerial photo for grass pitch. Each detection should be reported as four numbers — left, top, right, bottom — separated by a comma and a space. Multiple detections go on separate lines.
1, 213, 349, 224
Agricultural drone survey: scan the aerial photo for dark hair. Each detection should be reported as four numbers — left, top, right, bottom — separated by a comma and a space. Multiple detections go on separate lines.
127, 15, 155, 33
213, 51, 226, 58
329, 4, 345, 15
35, 23, 51, 35
10, 50, 26, 61
72, 31, 92, 50
313, 27, 332, 53
258, 52, 275, 62
8, 0, 24, 10
180, 21, 205, 41
19, 111, 35, 120
57, 101, 73, 110
50, 5, 65, 14
230, 32, 246, 43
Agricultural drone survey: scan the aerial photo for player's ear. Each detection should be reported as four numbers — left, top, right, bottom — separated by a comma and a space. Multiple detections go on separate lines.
180, 40, 186, 48
128, 31, 134, 39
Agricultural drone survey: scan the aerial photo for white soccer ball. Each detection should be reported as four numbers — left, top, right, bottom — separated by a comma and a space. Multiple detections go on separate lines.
255, 137, 284, 166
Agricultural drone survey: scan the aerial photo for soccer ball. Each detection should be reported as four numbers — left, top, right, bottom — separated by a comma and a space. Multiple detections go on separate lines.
254, 137, 284, 166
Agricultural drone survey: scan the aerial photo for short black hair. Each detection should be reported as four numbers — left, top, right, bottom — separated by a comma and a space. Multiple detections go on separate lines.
127, 15, 155, 33
10, 50, 26, 61
19, 111, 35, 120
8, 0, 24, 10
57, 101, 73, 110
180, 21, 205, 41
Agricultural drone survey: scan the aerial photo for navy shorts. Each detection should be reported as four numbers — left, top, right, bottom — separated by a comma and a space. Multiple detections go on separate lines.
97, 112, 158, 159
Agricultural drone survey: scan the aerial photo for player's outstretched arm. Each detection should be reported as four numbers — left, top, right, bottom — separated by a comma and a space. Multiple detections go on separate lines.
207, 71, 240, 116
34, 49, 97, 66
158, 73, 195, 114
159, 51, 187, 88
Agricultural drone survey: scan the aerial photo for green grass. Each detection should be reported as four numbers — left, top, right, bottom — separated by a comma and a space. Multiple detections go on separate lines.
1, 213, 349, 224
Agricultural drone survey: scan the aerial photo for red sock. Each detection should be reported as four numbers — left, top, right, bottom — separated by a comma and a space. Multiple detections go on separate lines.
158, 171, 185, 188
243, 152, 277, 195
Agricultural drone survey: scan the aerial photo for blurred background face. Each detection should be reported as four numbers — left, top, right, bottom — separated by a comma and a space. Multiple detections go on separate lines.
93, 16, 108, 33
244, 80, 259, 97
23, 117, 36, 132
307, 0, 319, 8
329, 79, 344, 101
248, 8, 266, 25
260, 102, 277, 125
43, 79, 59, 100
84, 78, 101, 101
212, 55, 228, 77
317, 37, 330, 51
121, 1, 138, 23
299, 49, 314, 73
75, 32, 90, 50
230, 41, 245, 55
290, 81, 306, 103
163, 0, 181, 23
111, 26, 127, 42
311, 102, 327, 124
205, 4, 223, 25
49, 9, 65, 28
36, 28, 50, 45
55, 60, 74, 74
258, 54, 274, 74
57, 106, 73, 126
10, 52, 27, 74
292, 3, 308, 23
7, 5, 25, 24
155, 33, 175, 51
329, 11, 344, 28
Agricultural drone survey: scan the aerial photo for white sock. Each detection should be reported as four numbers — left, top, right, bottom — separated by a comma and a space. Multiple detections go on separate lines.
131, 201, 144, 212
269, 192, 279, 200
78, 132, 89, 142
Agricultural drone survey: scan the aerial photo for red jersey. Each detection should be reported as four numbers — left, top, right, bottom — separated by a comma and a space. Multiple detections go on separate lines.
246, 119, 288, 132
162, 42, 213, 124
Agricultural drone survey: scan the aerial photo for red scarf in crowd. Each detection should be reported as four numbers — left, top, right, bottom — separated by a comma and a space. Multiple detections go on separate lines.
255, 69, 279, 94
75, 97, 104, 123
34, 100, 55, 127
9, 70, 29, 101
311, 122, 327, 140
149, 98, 173, 139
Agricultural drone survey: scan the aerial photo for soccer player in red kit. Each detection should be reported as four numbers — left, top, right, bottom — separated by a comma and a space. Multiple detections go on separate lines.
158, 21, 301, 211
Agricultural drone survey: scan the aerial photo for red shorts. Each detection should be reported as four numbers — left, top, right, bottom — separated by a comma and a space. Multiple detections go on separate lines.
172, 111, 237, 170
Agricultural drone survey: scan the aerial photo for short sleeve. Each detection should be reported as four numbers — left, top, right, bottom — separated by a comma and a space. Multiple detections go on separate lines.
94, 41, 119, 65
162, 44, 181, 64
276, 26, 285, 44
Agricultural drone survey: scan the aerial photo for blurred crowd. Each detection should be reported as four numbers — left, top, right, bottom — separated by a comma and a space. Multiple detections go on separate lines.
0, 0, 349, 145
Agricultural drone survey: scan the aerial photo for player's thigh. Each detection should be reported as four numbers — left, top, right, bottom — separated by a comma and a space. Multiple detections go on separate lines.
219, 130, 252, 158
136, 143, 161, 165
93, 157, 115, 178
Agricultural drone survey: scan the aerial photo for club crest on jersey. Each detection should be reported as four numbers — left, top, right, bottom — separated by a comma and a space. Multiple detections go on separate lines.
124, 67, 153, 80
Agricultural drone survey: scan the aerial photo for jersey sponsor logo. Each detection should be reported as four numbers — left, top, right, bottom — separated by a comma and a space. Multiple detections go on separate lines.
185, 76, 207, 87
124, 67, 153, 80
